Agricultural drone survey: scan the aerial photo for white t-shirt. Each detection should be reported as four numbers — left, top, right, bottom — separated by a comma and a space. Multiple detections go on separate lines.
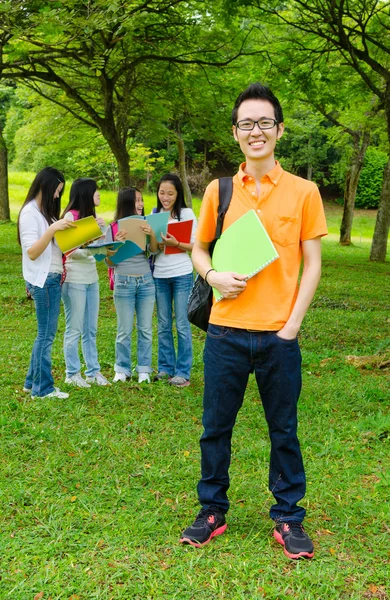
19, 200, 62, 287
153, 208, 197, 279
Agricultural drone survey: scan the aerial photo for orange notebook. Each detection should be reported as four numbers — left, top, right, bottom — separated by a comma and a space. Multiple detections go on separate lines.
164, 220, 193, 255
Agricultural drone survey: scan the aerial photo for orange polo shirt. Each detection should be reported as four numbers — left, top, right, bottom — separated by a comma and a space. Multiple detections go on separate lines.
196, 162, 328, 330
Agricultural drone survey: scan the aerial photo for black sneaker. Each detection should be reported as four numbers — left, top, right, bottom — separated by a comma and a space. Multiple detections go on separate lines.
180, 506, 227, 547
274, 521, 314, 559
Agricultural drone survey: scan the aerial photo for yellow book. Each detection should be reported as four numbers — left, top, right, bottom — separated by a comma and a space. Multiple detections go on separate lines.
55, 216, 103, 253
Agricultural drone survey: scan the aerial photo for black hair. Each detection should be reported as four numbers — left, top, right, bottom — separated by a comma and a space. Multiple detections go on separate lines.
231, 83, 284, 127
156, 173, 186, 220
17, 166, 65, 244
61, 178, 97, 220
114, 187, 143, 221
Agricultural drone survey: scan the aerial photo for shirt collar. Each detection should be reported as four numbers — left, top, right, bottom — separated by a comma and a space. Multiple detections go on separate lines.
238, 161, 284, 186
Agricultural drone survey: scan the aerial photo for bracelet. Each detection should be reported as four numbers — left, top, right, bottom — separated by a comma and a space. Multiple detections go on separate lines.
204, 268, 216, 284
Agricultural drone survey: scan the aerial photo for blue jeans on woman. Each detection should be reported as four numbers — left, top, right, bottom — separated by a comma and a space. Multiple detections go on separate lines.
62, 281, 100, 377
114, 272, 155, 375
197, 324, 306, 523
25, 272, 62, 397
154, 273, 193, 380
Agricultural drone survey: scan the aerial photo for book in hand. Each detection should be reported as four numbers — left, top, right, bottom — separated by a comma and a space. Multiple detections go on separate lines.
55, 216, 103, 253
117, 216, 147, 250
108, 240, 145, 264
146, 211, 169, 242
211, 209, 279, 302
164, 219, 193, 255
86, 240, 124, 262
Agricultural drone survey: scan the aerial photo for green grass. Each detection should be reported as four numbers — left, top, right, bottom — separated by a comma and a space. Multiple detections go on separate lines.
1, 178, 389, 599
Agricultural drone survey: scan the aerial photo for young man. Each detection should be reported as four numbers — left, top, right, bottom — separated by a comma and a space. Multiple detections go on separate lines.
180, 83, 328, 559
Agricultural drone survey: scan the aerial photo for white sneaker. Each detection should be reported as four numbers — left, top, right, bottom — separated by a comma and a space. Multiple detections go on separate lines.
23, 387, 31, 393
65, 373, 91, 388
86, 372, 111, 386
32, 387, 69, 399
138, 373, 151, 384
113, 372, 130, 383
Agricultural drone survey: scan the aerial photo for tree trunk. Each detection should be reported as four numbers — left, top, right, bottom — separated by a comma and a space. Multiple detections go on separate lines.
370, 158, 390, 261
340, 131, 370, 245
0, 127, 10, 221
177, 135, 192, 208
99, 122, 131, 188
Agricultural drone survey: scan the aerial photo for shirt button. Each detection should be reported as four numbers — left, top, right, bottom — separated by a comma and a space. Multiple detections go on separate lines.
252, 192, 256, 196
248, 177, 252, 181
257, 209, 261, 213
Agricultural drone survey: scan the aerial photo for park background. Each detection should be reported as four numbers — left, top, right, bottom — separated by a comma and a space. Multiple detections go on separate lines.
0, 1, 389, 599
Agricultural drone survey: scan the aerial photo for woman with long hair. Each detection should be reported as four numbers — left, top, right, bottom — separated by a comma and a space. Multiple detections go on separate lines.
106, 187, 157, 384
18, 167, 73, 399
153, 174, 197, 387
61, 177, 110, 387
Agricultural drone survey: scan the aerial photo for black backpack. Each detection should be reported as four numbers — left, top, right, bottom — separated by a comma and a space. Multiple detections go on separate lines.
187, 177, 233, 332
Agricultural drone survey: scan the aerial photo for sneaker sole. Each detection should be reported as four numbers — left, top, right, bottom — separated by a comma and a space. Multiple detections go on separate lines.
169, 380, 190, 388
179, 524, 227, 548
273, 530, 314, 559
65, 381, 91, 388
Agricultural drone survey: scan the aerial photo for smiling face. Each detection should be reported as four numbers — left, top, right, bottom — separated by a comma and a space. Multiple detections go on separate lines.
54, 182, 64, 199
93, 189, 100, 207
233, 99, 284, 165
135, 191, 144, 215
158, 181, 177, 213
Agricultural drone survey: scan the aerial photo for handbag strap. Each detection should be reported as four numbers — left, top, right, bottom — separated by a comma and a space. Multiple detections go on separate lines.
215, 177, 233, 239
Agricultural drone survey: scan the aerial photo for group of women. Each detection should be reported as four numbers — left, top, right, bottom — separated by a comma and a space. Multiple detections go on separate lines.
18, 167, 197, 399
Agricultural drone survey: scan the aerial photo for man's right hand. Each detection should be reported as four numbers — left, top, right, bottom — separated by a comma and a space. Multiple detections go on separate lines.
208, 271, 247, 299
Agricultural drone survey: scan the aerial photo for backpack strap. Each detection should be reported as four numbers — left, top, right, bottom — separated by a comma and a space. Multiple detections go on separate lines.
215, 177, 233, 239
111, 221, 118, 237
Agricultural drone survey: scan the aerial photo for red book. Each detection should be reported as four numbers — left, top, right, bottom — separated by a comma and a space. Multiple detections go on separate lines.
164, 220, 193, 254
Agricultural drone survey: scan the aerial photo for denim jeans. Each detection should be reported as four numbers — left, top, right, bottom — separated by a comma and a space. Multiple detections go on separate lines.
114, 272, 155, 375
25, 272, 62, 397
62, 281, 100, 378
154, 273, 193, 380
197, 324, 306, 523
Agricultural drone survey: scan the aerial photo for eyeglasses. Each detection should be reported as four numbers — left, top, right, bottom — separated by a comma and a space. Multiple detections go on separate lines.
235, 118, 278, 131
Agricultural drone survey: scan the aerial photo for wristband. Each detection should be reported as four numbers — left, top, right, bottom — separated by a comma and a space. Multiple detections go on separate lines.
204, 268, 216, 284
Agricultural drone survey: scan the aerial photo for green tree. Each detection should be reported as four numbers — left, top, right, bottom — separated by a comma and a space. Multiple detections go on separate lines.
1, 0, 261, 188
242, 0, 390, 260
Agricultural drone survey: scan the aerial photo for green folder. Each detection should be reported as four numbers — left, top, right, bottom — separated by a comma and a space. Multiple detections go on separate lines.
211, 209, 279, 301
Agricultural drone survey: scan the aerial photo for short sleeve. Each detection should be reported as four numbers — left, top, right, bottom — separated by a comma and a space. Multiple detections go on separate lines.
196, 179, 220, 243
300, 186, 328, 241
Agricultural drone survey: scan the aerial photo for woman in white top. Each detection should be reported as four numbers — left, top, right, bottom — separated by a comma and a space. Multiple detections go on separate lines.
18, 167, 74, 399
61, 178, 110, 388
153, 174, 197, 387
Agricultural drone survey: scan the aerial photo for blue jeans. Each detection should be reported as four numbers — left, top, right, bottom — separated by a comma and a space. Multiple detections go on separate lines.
25, 273, 62, 397
154, 273, 193, 380
197, 324, 306, 522
62, 281, 100, 377
114, 273, 155, 375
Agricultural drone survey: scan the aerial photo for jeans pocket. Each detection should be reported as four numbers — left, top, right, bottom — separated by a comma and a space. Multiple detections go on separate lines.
207, 324, 230, 339
275, 332, 298, 343
115, 275, 127, 288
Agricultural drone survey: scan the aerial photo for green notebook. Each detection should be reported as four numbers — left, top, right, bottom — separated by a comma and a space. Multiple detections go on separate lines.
211, 209, 279, 301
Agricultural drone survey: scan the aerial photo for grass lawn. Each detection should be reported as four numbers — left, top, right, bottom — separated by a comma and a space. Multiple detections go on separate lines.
0, 177, 389, 599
